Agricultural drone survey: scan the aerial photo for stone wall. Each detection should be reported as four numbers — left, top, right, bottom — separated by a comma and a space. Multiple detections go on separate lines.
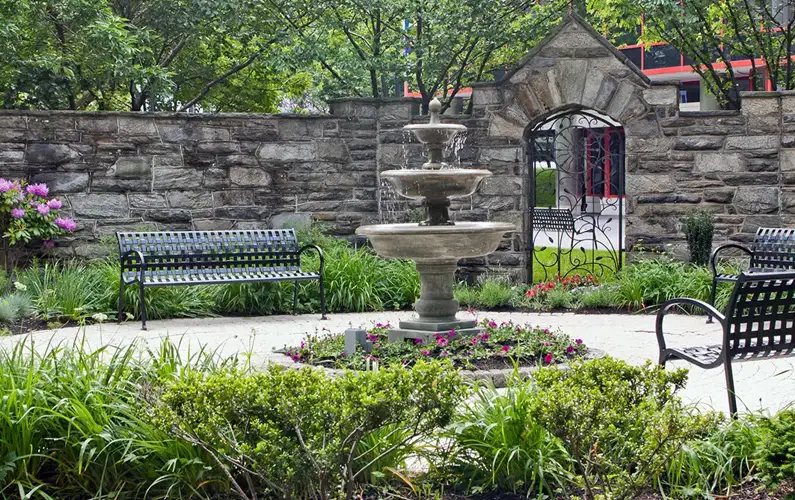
0, 110, 379, 256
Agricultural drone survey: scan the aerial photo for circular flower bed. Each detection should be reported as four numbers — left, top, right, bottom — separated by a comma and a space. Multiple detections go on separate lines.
282, 318, 587, 371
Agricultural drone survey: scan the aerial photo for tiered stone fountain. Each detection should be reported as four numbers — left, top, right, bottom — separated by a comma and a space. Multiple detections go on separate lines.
357, 98, 515, 342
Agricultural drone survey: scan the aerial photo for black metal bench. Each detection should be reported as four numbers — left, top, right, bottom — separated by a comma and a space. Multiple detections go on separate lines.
709, 227, 795, 315
117, 230, 326, 330
657, 271, 795, 415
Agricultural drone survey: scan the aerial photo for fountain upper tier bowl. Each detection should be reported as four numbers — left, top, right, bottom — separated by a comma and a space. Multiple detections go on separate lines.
381, 168, 491, 201
356, 222, 515, 262
402, 122, 466, 145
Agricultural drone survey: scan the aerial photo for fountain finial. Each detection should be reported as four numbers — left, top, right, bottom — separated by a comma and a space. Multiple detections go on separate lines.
428, 97, 442, 124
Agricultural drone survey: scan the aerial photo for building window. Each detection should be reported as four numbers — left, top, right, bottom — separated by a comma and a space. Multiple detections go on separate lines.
585, 128, 625, 198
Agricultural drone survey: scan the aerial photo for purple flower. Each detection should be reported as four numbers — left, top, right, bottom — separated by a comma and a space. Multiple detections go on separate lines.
26, 183, 49, 198
0, 179, 13, 193
11, 208, 25, 219
375, 322, 383, 327
544, 353, 553, 363
46, 199, 62, 209
413, 338, 423, 345
436, 337, 449, 348
36, 204, 49, 216
448, 329, 455, 339
481, 333, 490, 341
441, 350, 449, 357
54, 217, 77, 232
43, 240, 54, 249
567, 345, 574, 353
575, 338, 583, 345
501, 345, 510, 353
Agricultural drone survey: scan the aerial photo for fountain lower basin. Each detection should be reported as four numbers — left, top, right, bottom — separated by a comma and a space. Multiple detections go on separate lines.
356, 221, 515, 341
356, 222, 514, 262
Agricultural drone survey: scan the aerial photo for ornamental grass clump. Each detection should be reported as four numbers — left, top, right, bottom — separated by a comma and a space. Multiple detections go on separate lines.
0, 178, 76, 269
681, 209, 715, 267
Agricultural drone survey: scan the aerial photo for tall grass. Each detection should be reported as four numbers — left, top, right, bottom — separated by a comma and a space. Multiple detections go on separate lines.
0, 337, 232, 498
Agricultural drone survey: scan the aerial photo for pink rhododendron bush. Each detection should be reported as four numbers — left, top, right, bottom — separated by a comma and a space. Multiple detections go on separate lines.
0, 179, 76, 268
282, 318, 588, 371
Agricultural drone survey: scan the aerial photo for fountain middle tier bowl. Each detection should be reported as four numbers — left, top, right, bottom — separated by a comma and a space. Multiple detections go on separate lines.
356, 222, 516, 261
403, 122, 466, 145
381, 169, 492, 201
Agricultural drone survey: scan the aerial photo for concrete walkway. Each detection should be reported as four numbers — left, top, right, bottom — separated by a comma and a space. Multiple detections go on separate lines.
3, 310, 793, 415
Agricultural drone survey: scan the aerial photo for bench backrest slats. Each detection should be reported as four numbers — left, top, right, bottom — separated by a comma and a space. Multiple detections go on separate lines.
116, 230, 302, 279
726, 272, 795, 357
750, 227, 795, 271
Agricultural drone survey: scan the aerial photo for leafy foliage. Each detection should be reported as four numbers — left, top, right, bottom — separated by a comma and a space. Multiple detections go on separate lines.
156, 360, 467, 499
527, 357, 719, 499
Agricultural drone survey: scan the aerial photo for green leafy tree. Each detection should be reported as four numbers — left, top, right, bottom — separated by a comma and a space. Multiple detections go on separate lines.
587, 0, 795, 109
0, 0, 310, 112
272, 0, 569, 112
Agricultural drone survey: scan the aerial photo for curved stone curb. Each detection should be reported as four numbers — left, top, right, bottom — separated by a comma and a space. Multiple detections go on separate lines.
269, 348, 606, 388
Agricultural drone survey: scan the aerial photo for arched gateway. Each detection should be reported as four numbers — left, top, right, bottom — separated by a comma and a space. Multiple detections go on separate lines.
468, 13, 680, 282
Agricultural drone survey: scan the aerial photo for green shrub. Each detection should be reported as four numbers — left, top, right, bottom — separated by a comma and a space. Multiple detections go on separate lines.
446, 377, 572, 496
682, 209, 715, 267
0, 292, 35, 323
755, 409, 795, 485
474, 277, 514, 308
527, 357, 717, 499
577, 284, 618, 309
454, 282, 480, 307
157, 361, 467, 499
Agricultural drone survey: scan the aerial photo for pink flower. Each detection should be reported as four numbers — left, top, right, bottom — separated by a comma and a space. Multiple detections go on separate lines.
436, 337, 449, 347
481, 333, 490, 341
36, 204, 49, 216
575, 338, 583, 345
413, 338, 423, 345
544, 353, 553, 363
46, 199, 62, 209
501, 345, 510, 353
567, 345, 574, 353
11, 208, 25, 219
487, 320, 497, 328
43, 240, 54, 249
0, 179, 13, 193
441, 350, 449, 357
54, 217, 77, 232
420, 349, 430, 356
448, 329, 455, 339
471, 337, 479, 345
26, 183, 49, 198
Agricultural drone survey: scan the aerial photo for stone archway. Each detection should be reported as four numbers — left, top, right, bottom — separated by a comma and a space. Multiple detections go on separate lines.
469, 13, 680, 282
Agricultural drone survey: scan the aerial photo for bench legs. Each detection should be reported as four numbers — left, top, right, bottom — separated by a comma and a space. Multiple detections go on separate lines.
293, 281, 298, 316
140, 282, 148, 331
319, 275, 327, 320
118, 280, 125, 324
707, 277, 718, 324
724, 359, 738, 417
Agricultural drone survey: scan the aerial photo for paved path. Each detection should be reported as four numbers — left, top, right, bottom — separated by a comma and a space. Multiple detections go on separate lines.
3, 310, 793, 415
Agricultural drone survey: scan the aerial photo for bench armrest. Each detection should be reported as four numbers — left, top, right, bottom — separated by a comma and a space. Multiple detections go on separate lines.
656, 298, 725, 353
120, 250, 146, 284
298, 244, 325, 274
710, 243, 752, 277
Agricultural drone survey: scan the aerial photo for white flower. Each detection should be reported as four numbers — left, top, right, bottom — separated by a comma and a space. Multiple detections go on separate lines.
13, 282, 27, 292
92, 313, 108, 323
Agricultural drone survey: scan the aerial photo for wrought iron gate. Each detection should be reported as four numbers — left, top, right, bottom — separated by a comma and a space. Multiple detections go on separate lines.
526, 109, 625, 283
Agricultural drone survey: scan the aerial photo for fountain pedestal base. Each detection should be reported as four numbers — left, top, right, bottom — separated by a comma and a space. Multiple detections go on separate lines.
386, 261, 482, 343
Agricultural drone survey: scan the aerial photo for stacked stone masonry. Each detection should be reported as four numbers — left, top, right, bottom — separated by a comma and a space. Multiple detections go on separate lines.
0, 16, 791, 276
